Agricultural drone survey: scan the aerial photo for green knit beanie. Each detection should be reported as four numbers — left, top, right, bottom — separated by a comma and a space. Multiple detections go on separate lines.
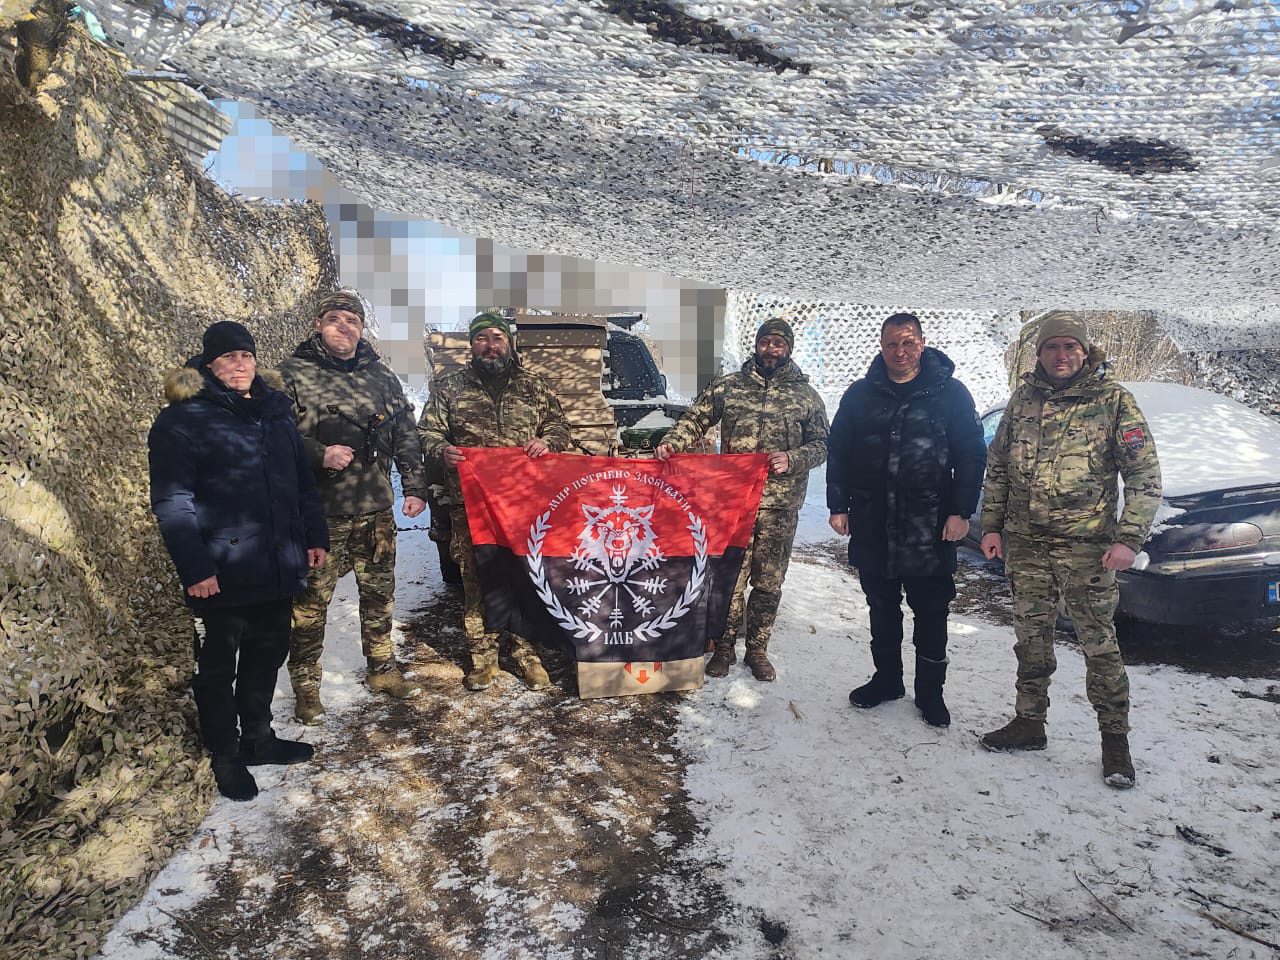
468, 311, 514, 342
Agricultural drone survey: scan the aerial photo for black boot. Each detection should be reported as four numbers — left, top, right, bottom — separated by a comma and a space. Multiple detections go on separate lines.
913, 655, 951, 728
211, 754, 258, 801
849, 644, 905, 708
239, 732, 315, 766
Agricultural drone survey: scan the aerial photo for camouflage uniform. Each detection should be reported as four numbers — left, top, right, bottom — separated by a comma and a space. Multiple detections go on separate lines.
279, 335, 428, 695
418, 360, 571, 663
982, 357, 1161, 734
663, 357, 828, 652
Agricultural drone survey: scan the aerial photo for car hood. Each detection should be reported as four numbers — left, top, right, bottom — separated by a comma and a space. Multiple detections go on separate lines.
1126, 382, 1280, 499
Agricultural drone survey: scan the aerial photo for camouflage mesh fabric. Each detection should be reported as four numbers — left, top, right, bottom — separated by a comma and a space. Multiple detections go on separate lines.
1005, 535, 1131, 735
720, 507, 801, 652
289, 510, 398, 691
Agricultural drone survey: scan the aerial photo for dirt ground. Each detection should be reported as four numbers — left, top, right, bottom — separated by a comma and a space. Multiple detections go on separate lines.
126, 587, 737, 960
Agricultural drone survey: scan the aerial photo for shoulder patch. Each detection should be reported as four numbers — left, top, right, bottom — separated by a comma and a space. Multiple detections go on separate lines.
1122, 426, 1147, 452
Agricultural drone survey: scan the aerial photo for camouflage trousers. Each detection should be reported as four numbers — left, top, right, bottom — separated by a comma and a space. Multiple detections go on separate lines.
289, 510, 398, 692
1005, 535, 1130, 734
450, 508, 538, 660
722, 507, 801, 652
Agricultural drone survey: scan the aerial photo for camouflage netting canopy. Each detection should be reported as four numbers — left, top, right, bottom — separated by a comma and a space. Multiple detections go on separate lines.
83, 0, 1280, 337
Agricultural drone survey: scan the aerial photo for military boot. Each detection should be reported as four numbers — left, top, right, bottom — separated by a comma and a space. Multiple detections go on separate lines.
1101, 732, 1136, 789
980, 716, 1047, 752
365, 659, 423, 699
511, 646, 551, 691
744, 646, 776, 682
294, 687, 325, 726
290, 661, 324, 724
705, 640, 737, 678
463, 651, 500, 691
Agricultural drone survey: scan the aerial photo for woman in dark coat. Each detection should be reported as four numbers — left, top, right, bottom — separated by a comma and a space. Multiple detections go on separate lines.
149, 321, 329, 800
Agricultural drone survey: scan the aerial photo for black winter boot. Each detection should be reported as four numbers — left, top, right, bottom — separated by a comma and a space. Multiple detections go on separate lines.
849, 644, 905, 708
211, 755, 258, 801
239, 733, 315, 766
913, 656, 951, 728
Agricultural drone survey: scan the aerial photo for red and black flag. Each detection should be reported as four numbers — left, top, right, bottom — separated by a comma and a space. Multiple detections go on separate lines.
456, 450, 769, 697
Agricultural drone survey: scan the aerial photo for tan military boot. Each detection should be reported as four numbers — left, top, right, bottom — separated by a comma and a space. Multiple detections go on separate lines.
705, 640, 737, 678
980, 716, 1047, 752
1101, 732, 1136, 789
512, 647, 551, 691
294, 687, 325, 726
365, 660, 423, 699
463, 651, 500, 691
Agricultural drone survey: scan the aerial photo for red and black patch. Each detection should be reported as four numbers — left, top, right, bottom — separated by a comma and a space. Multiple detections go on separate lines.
1123, 427, 1147, 452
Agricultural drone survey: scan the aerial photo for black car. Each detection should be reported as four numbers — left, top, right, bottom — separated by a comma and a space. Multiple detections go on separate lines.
966, 382, 1280, 626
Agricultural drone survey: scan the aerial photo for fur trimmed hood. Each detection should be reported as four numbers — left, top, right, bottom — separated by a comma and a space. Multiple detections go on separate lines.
163, 363, 285, 404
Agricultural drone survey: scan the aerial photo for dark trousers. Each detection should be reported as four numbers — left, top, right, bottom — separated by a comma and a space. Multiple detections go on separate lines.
857, 571, 956, 663
191, 598, 292, 756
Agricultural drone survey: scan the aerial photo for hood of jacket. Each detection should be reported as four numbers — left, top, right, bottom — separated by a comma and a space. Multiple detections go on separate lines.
163, 360, 287, 405
863, 345, 956, 393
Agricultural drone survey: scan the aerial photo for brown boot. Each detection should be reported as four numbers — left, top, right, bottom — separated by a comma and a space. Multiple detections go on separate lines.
294, 687, 325, 726
511, 646, 551, 691
365, 660, 423, 699
463, 651, 500, 691
1101, 732, 1136, 789
705, 641, 737, 678
980, 716, 1047, 752
744, 647, 776, 682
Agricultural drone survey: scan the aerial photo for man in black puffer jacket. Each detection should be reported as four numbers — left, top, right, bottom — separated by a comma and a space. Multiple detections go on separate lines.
827, 313, 985, 727
149, 321, 330, 801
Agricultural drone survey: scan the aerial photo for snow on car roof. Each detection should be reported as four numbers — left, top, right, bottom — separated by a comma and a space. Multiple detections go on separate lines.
1125, 382, 1280, 499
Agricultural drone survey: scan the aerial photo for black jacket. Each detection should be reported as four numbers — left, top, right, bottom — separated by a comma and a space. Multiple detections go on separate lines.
826, 347, 986, 577
148, 363, 330, 609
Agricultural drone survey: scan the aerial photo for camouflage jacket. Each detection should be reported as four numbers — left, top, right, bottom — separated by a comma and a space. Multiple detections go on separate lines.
279, 334, 428, 516
981, 357, 1162, 550
418, 359, 572, 503
663, 357, 828, 511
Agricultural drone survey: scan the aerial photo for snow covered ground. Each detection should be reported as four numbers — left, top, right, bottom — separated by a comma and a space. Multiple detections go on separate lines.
96, 475, 1280, 960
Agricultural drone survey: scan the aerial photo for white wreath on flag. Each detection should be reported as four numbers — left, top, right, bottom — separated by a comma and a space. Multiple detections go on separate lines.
527, 509, 707, 645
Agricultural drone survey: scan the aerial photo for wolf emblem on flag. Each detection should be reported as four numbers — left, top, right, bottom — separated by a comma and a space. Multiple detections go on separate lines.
529, 484, 707, 647
456, 450, 769, 698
